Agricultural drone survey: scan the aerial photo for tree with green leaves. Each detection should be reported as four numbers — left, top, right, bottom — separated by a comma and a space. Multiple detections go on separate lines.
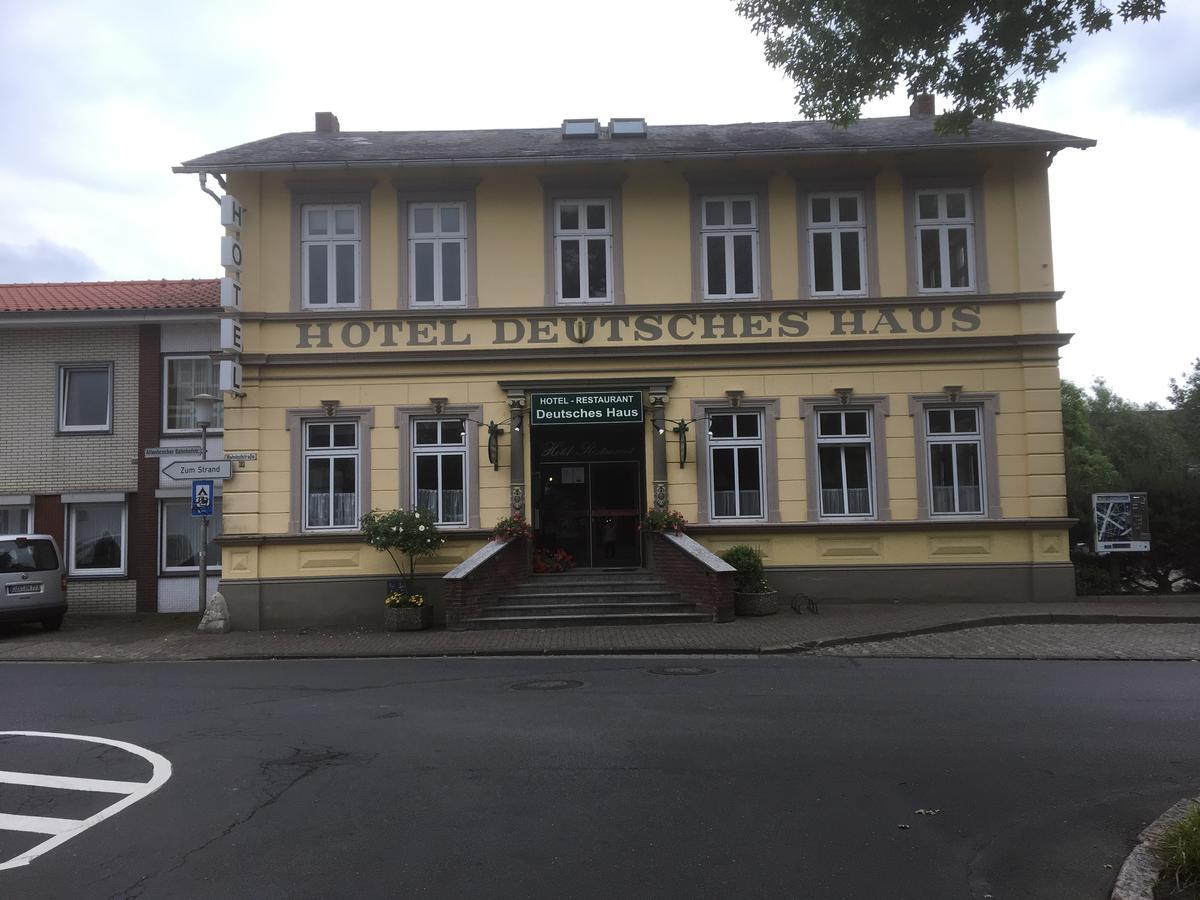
737, 0, 1167, 132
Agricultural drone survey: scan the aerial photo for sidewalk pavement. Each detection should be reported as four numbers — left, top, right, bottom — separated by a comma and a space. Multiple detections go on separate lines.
0, 597, 1197, 662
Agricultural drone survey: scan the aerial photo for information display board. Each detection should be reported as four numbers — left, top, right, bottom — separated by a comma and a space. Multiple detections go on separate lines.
1093, 492, 1150, 553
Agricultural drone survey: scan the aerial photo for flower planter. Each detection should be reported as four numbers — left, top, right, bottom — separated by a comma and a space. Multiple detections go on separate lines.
384, 605, 431, 632
734, 589, 779, 617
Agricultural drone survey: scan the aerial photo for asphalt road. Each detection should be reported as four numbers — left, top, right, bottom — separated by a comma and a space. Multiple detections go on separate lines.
1, 657, 1197, 899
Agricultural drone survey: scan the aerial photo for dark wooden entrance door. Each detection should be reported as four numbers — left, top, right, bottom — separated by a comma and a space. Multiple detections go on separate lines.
535, 461, 641, 568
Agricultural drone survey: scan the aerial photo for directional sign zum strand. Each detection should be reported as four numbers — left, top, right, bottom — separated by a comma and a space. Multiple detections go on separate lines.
163, 460, 233, 482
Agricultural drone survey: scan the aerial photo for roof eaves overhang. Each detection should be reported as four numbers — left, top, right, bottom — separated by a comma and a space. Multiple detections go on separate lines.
0, 309, 220, 326
172, 138, 1097, 175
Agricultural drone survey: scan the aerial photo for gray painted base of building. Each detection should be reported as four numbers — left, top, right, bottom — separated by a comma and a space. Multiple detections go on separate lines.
220, 562, 1076, 630
767, 562, 1076, 604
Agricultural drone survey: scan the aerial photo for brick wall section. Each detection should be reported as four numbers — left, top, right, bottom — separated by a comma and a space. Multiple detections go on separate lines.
443, 537, 529, 630
644, 534, 734, 622
68, 580, 137, 615
132, 324, 161, 612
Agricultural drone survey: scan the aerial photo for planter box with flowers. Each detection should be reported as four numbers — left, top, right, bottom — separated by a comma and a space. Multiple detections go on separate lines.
361, 507, 445, 631
533, 546, 575, 573
721, 544, 779, 616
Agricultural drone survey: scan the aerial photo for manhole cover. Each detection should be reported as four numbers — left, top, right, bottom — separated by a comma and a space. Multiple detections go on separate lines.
647, 666, 716, 676
509, 679, 585, 691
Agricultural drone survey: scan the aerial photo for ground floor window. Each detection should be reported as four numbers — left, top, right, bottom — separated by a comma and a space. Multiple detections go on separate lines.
68, 502, 126, 575
925, 406, 985, 515
816, 408, 875, 517
161, 498, 222, 572
412, 418, 467, 526
708, 411, 764, 519
0, 504, 31, 534
304, 420, 360, 530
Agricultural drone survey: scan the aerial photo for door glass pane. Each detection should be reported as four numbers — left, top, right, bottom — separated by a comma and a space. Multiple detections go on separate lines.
441, 420, 465, 444
918, 194, 939, 220
586, 238, 608, 299
712, 448, 736, 516
414, 421, 439, 445
812, 232, 834, 292
415, 455, 439, 518
843, 445, 871, 514
440, 205, 461, 234
731, 199, 752, 226
441, 455, 465, 524
736, 413, 759, 438
737, 447, 762, 516
948, 228, 970, 287
307, 245, 328, 304
333, 423, 356, 447
307, 459, 331, 527
732, 234, 754, 295
334, 208, 356, 235
412, 206, 434, 234
560, 240, 580, 299
945, 192, 967, 219
955, 444, 982, 512
72, 503, 123, 571
332, 457, 357, 526
413, 242, 434, 302
839, 231, 862, 292
953, 409, 978, 433
334, 245, 356, 303
929, 444, 956, 513
64, 369, 109, 427
837, 195, 858, 223
559, 204, 579, 231
306, 208, 328, 236
708, 414, 733, 439
704, 200, 725, 227
927, 410, 952, 434
818, 445, 845, 515
585, 203, 606, 230
706, 235, 726, 295
441, 241, 462, 303
920, 229, 942, 289
810, 197, 831, 223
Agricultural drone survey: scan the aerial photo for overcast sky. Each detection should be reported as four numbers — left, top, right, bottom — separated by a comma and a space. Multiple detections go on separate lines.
1, 0, 1196, 404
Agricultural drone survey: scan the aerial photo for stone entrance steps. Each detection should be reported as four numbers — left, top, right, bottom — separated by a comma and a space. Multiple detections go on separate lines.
464, 568, 711, 630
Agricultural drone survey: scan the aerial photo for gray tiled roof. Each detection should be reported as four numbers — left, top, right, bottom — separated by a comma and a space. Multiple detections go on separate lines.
175, 116, 1094, 172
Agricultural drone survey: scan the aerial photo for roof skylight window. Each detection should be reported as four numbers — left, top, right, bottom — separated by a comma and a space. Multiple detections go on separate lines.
561, 119, 600, 139
609, 118, 647, 138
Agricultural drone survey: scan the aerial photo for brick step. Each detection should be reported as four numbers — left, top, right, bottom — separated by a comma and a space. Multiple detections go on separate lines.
464, 611, 713, 630
524, 569, 652, 586
476, 602, 696, 618
499, 590, 683, 604
512, 578, 666, 594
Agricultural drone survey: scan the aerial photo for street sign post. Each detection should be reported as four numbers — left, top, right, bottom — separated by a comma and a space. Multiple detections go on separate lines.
144, 446, 203, 458
191, 480, 214, 517
163, 459, 233, 482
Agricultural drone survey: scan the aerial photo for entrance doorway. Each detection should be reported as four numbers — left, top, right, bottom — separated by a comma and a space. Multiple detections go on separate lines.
531, 422, 644, 568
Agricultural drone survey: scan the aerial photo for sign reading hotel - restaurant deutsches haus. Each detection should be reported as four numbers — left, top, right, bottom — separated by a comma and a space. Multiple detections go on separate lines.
531, 392, 643, 425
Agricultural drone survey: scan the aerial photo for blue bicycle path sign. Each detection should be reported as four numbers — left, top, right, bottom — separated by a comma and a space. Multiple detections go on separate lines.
191, 479, 214, 517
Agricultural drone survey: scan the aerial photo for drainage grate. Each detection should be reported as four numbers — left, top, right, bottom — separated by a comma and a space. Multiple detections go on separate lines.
647, 666, 716, 677
509, 679, 585, 691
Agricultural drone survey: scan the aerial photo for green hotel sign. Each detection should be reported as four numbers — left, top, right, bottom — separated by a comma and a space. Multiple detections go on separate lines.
530, 391, 644, 425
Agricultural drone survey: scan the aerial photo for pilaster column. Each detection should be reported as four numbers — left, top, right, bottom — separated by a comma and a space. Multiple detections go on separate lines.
649, 391, 668, 510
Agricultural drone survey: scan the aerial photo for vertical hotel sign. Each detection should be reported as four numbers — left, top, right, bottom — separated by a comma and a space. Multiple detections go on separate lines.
219, 195, 244, 392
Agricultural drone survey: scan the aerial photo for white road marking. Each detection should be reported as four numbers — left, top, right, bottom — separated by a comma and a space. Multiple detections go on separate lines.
0, 731, 172, 871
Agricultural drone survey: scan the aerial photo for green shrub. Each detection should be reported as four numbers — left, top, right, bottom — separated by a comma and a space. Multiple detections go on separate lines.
721, 544, 768, 593
1157, 802, 1200, 892
360, 508, 444, 591
1072, 553, 1122, 596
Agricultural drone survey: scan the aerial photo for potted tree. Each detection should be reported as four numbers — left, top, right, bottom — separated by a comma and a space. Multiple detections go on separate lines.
361, 508, 444, 631
721, 545, 778, 616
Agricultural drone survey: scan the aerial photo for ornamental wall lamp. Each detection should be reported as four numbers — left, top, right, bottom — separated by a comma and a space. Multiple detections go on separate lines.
460, 408, 524, 471
656, 414, 720, 468
834, 387, 855, 406
320, 399, 340, 417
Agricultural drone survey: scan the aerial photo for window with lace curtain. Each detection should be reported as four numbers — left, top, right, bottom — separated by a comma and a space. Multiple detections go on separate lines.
164, 356, 222, 431
303, 420, 360, 530
412, 419, 467, 526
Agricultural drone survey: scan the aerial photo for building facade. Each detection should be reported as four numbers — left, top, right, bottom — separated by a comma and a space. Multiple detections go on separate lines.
0, 280, 222, 614
176, 104, 1092, 629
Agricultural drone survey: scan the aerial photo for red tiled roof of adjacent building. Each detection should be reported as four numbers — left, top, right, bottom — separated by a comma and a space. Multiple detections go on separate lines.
0, 279, 220, 313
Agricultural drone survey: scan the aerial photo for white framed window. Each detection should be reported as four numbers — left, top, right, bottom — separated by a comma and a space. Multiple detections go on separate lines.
925, 406, 985, 515
59, 364, 112, 432
554, 199, 612, 304
915, 189, 975, 292
409, 202, 467, 307
701, 196, 759, 300
412, 418, 467, 526
303, 420, 360, 530
808, 192, 867, 296
161, 497, 222, 572
816, 409, 875, 517
707, 411, 764, 519
163, 356, 223, 432
301, 204, 361, 307
68, 502, 126, 576
0, 504, 32, 535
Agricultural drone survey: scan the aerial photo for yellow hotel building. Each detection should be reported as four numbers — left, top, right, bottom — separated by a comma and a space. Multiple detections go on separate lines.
176, 101, 1092, 629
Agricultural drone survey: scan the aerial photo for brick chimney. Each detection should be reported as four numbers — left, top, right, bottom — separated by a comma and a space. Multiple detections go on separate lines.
909, 94, 935, 117
315, 111, 340, 134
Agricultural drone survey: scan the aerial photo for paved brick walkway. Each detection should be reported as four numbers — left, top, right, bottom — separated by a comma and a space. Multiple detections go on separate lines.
0, 597, 1196, 661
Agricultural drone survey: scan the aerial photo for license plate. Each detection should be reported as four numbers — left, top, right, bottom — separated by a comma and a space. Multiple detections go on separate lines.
6, 582, 41, 595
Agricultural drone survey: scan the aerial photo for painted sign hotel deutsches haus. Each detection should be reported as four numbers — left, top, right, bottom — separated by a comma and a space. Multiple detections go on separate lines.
290, 304, 984, 351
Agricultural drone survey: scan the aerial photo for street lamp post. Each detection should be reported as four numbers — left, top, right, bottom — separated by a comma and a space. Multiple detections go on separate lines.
192, 393, 217, 617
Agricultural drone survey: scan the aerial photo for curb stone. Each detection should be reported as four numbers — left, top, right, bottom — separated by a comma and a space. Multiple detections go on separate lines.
1111, 796, 1200, 900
